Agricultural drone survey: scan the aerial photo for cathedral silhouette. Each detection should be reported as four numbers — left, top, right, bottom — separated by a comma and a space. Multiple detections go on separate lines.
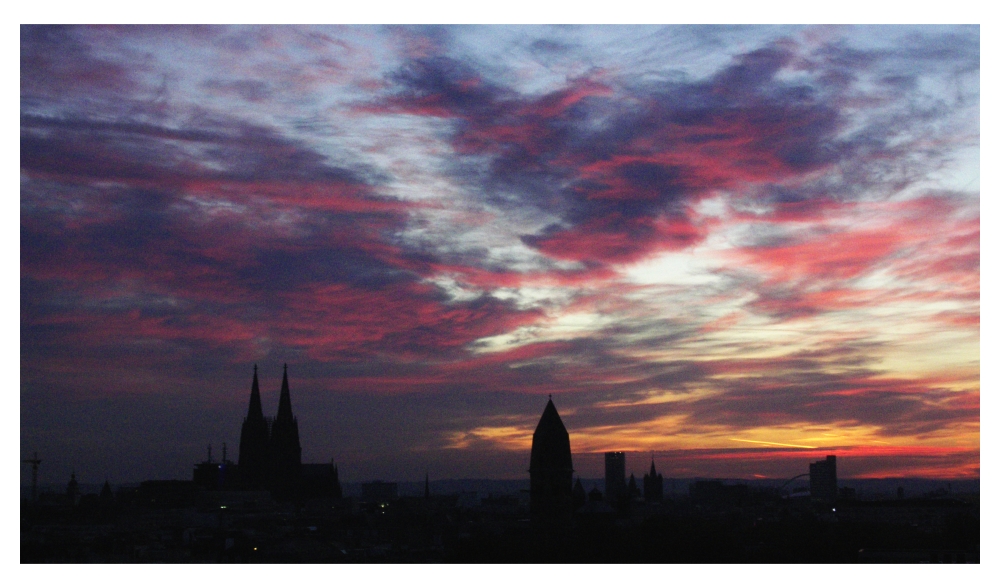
238, 364, 301, 495
193, 365, 340, 500
201, 370, 638, 511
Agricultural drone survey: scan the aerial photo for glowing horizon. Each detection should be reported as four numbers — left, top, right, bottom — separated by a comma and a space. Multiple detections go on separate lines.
21, 25, 979, 484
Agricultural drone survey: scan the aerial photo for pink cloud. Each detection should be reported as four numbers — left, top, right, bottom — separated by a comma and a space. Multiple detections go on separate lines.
529, 214, 705, 264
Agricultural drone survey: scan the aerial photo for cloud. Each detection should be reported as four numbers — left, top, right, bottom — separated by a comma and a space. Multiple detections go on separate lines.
21, 25, 137, 100
366, 39, 852, 269
20, 26, 979, 483
21, 97, 544, 379
202, 78, 274, 102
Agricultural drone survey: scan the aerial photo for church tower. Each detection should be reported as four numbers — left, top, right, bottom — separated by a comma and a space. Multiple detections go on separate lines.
238, 365, 270, 489
643, 456, 663, 503
529, 397, 574, 522
269, 364, 302, 494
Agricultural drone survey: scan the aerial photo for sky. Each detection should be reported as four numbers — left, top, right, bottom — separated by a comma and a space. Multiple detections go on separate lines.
20, 24, 980, 486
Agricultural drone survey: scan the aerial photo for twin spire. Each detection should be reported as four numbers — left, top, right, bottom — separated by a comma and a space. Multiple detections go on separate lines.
246, 363, 291, 422
237, 364, 301, 492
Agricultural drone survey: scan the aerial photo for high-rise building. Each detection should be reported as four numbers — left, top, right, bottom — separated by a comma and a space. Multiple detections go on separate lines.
529, 397, 574, 522
810, 455, 838, 504
604, 452, 626, 503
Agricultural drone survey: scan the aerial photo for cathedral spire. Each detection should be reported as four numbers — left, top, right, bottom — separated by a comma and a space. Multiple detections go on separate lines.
644, 451, 664, 503
276, 363, 293, 422
238, 364, 271, 489
270, 363, 301, 496
247, 364, 264, 421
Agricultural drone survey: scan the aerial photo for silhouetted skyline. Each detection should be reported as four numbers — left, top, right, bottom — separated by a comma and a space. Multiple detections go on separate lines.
21, 24, 979, 487
21, 394, 980, 563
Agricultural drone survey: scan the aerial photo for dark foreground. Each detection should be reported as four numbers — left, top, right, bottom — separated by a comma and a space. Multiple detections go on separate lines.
21, 483, 978, 563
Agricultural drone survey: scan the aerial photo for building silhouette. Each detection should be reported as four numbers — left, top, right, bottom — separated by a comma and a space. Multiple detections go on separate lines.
643, 457, 663, 503
604, 452, 626, 503
810, 455, 838, 504
237, 365, 271, 489
572, 478, 586, 510
269, 364, 302, 495
300, 462, 342, 500
193, 365, 340, 501
234, 365, 303, 496
193, 448, 227, 490
529, 397, 574, 522
690, 480, 748, 506
361, 481, 398, 502
628, 473, 639, 499
66, 472, 79, 506
588, 486, 603, 502
99, 479, 114, 507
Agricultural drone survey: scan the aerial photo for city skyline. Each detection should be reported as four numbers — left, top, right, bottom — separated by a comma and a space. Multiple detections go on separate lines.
21, 25, 979, 486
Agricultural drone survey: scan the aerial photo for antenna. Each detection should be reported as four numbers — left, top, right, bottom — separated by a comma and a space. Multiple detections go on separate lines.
23, 452, 41, 503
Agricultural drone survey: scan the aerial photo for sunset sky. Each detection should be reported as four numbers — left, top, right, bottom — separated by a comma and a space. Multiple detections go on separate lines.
20, 24, 979, 485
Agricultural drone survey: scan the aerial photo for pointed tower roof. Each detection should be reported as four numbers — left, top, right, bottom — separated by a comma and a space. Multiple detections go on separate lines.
247, 364, 264, 421
529, 397, 573, 474
275, 363, 294, 422
331, 463, 342, 499
270, 363, 301, 482
649, 458, 657, 476
238, 365, 271, 482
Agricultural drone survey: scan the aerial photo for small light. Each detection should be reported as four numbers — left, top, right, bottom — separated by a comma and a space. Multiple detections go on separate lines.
832, 508, 836, 512
220, 505, 227, 509
253, 547, 257, 551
